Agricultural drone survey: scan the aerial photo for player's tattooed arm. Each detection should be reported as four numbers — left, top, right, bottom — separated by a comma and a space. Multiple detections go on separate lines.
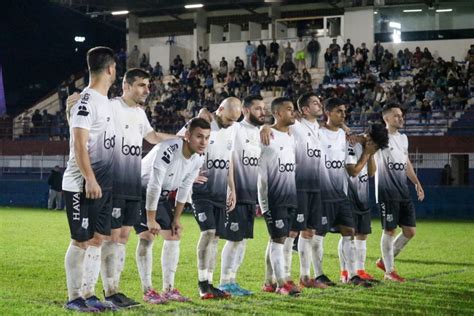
226, 159, 237, 212
407, 159, 425, 201
144, 130, 178, 144
260, 124, 273, 146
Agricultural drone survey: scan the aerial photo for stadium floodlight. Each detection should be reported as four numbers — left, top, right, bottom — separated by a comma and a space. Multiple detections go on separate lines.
374, 11, 378, 14
74, 36, 85, 42
436, 8, 452, 13
403, 9, 422, 13
111, 10, 129, 15
184, 3, 204, 9
389, 21, 401, 29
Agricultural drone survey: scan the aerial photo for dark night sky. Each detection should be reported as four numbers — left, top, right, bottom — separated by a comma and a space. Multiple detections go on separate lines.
0, 0, 126, 116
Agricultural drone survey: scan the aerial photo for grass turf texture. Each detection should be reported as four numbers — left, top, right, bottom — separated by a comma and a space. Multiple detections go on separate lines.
0, 207, 473, 315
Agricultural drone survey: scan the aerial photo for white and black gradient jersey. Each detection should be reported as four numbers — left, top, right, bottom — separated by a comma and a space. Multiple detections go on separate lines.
346, 143, 370, 211
232, 120, 262, 204
142, 138, 204, 210
63, 88, 115, 192
290, 119, 322, 192
375, 132, 410, 202
318, 127, 348, 201
258, 129, 297, 213
178, 120, 236, 207
110, 97, 154, 200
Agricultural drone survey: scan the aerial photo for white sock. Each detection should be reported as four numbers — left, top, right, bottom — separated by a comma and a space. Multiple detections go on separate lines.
341, 236, 357, 278
283, 237, 295, 280
355, 240, 367, 271
381, 233, 394, 273
231, 240, 247, 283
65, 243, 85, 301
270, 241, 285, 286
82, 245, 102, 298
100, 241, 117, 297
393, 233, 410, 257
196, 231, 213, 282
311, 235, 324, 278
337, 237, 346, 271
220, 241, 238, 285
265, 241, 274, 284
136, 239, 154, 293
114, 243, 126, 291
298, 236, 312, 279
207, 237, 219, 284
162, 240, 180, 292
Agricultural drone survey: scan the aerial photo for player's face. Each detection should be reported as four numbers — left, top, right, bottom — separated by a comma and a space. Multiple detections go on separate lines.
326, 104, 346, 127
386, 108, 404, 129
277, 101, 295, 126
218, 108, 241, 128
246, 100, 266, 126
187, 127, 211, 154
304, 96, 323, 118
127, 78, 150, 104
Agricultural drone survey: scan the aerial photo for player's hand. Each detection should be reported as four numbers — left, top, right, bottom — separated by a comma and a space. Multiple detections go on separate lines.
147, 218, 161, 235
226, 190, 236, 212
194, 170, 208, 184
364, 137, 378, 155
416, 183, 425, 201
171, 220, 183, 237
197, 108, 213, 123
85, 178, 102, 199
67, 92, 81, 116
260, 125, 273, 146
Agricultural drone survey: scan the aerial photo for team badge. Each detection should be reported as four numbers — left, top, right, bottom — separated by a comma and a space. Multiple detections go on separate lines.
81, 218, 89, 229
198, 212, 207, 223
230, 222, 239, 232
297, 214, 304, 223
112, 208, 121, 219
275, 220, 284, 229
386, 214, 393, 222
321, 217, 328, 225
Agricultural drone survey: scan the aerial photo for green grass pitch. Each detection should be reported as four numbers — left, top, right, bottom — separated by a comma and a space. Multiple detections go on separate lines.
0, 207, 473, 315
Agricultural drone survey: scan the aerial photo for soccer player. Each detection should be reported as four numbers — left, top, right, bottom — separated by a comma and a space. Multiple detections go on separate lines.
62, 46, 117, 312
339, 123, 388, 283
135, 118, 211, 302
183, 97, 242, 299
258, 97, 300, 296
375, 103, 425, 282
218, 95, 265, 296
318, 97, 371, 287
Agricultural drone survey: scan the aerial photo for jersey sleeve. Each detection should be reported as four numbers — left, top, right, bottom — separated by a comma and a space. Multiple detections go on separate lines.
257, 146, 269, 213
145, 148, 174, 211
176, 158, 202, 204
70, 95, 96, 130
141, 109, 154, 137
345, 143, 358, 165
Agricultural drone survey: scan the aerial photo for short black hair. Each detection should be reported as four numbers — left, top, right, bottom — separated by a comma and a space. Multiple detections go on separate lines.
243, 95, 263, 108
87, 46, 115, 75
188, 117, 211, 133
324, 97, 345, 112
271, 97, 292, 114
367, 122, 389, 150
124, 68, 150, 85
297, 92, 317, 112
382, 102, 402, 116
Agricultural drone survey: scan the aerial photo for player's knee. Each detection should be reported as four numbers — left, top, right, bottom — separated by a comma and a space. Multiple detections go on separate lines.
384, 229, 396, 236
272, 237, 286, 244
201, 229, 216, 239
301, 229, 314, 239
88, 234, 106, 247
72, 240, 88, 249
403, 228, 416, 239
289, 231, 299, 238
356, 234, 368, 240
340, 226, 355, 237
139, 231, 155, 242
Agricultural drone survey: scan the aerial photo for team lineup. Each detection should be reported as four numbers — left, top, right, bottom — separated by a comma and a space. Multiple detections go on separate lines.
62, 47, 425, 311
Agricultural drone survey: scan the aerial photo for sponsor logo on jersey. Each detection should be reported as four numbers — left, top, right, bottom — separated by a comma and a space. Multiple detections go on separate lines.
230, 222, 239, 232
77, 93, 90, 116
121, 137, 141, 156
103, 131, 116, 149
387, 157, 407, 171
112, 208, 121, 219
324, 155, 345, 169
278, 158, 295, 172
306, 143, 321, 158
297, 214, 304, 223
358, 174, 368, 183
348, 146, 356, 156
275, 219, 284, 229
161, 144, 179, 164
241, 150, 260, 166
81, 218, 89, 229
207, 153, 230, 169
198, 212, 207, 222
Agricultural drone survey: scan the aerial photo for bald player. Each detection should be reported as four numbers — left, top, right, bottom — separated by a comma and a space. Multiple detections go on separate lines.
178, 97, 242, 299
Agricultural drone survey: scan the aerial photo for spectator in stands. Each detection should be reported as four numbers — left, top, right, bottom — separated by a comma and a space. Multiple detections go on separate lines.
139, 53, 148, 69
67, 74, 78, 95
324, 48, 332, 76
422, 47, 433, 62
441, 164, 454, 186
152, 62, 163, 79
343, 38, 355, 66
245, 41, 256, 70
58, 81, 68, 112
270, 39, 280, 61
329, 38, 341, 65
307, 34, 320, 68
217, 57, 228, 82
284, 42, 294, 61
197, 46, 209, 62
419, 98, 432, 124
354, 48, 365, 76
117, 48, 127, 70
281, 57, 296, 76
373, 41, 384, 71
361, 42, 370, 65
302, 68, 311, 84
295, 36, 306, 70
264, 52, 278, 75
31, 109, 42, 134
128, 45, 140, 68
379, 55, 392, 81
234, 56, 244, 73
47, 165, 63, 210
257, 40, 267, 71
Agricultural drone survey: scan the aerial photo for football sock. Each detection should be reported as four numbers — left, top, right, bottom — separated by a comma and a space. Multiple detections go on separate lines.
265, 240, 275, 284
381, 233, 395, 273
270, 241, 285, 286
337, 237, 346, 271
136, 238, 154, 293
355, 239, 367, 271
82, 245, 102, 298
298, 236, 312, 279
231, 240, 247, 283
114, 242, 126, 290
162, 240, 180, 292
220, 241, 238, 285
65, 243, 85, 301
196, 230, 214, 282
283, 237, 295, 280
207, 237, 219, 284
393, 233, 410, 257
341, 236, 357, 278
100, 241, 117, 297
311, 235, 324, 278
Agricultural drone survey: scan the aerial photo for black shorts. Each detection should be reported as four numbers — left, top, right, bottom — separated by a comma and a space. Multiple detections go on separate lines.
192, 200, 226, 236
263, 207, 297, 239
321, 198, 354, 234
296, 190, 323, 232
64, 190, 113, 242
353, 212, 372, 235
222, 204, 256, 242
134, 199, 174, 234
111, 198, 141, 229
378, 200, 416, 230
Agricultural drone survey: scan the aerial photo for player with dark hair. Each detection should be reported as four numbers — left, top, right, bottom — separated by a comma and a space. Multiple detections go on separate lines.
259, 97, 300, 296
375, 103, 424, 282
135, 118, 211, 303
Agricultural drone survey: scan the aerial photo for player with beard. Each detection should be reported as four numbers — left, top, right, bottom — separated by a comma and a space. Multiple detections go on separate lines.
218, 95, 265, 296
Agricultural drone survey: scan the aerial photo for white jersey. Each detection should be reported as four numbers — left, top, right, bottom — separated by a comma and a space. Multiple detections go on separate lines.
346, 143, 370, 212
318, 127, 348, 201
142, 138, 204, 210
290, 119, 322, 192
258, 128, 297, 213
63, 88, 115, 192
232, 119, 261, 204
375, 132, 410, 202
111, 97, 153, 200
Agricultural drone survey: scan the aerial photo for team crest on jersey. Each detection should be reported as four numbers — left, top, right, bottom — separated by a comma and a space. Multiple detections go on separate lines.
297, 214, 304, 223
321, 217, 328, 225
386, 214, 393, 222
77, 105, 89, 116
275, 220, 284, 229
81, 218, 89, 229
198, 212, 207, 222
112, 208, 121, 219
230, 222, 239, 232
